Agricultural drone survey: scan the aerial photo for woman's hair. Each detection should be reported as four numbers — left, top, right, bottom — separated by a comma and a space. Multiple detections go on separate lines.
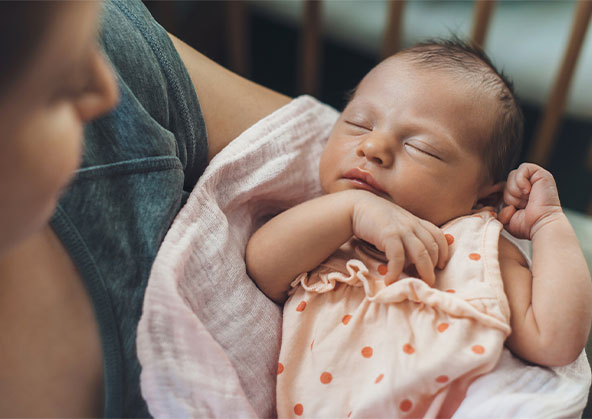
398, 38, 524, 184
0, 1, 59, 96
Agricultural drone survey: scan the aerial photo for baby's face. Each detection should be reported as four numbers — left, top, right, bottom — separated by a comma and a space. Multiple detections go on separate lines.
320, 56, 499, 226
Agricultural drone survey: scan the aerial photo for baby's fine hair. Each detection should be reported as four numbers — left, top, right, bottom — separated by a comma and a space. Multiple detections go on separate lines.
398, 38, 524, 184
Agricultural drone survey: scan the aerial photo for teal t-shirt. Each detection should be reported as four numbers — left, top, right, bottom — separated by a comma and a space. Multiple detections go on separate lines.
50, 0, 208, 416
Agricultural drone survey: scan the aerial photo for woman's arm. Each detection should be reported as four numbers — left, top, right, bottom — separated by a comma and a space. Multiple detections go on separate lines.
167, 33, 291, 161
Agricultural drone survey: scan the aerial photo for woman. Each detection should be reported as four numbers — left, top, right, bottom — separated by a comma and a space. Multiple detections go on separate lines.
0, 0, 289, 416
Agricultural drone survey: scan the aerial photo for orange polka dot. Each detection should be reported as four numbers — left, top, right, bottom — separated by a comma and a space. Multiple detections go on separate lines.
320, 372, 333, 384
342, 314, 352, 325
469, 253, 481, 261
445, 289, 456, 293
375, 373, 384, 384
361, 346, 373, 358
400, 399, 413, 412
310, 340, 314, 351
347, 411, 352, 418
277, 362, 284, 375
294, 403, 303, 416
377, 264, 388, 275
445, 234, 454, 245
403, 343, 415, 354
437, 323, 449, 333
296, 301, 307, 312
436, 375, 449, 383
490, 211, 497, 218
472, 345, 485, 354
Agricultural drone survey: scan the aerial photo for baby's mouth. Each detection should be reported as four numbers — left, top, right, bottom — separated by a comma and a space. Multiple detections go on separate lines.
343, 168, 387, 196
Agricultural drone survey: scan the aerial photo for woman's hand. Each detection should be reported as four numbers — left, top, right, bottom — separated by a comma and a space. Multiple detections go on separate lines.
351, 192, 449, 286
498, 163, 563, 240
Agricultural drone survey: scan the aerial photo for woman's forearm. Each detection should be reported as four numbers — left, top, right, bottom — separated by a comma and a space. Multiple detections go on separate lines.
167, 33, 291, 161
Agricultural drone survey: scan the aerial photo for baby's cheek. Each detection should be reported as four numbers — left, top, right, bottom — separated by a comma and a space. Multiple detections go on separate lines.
318, 151, 338, 192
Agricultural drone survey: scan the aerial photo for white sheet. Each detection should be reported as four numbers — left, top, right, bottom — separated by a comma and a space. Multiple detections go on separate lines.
137, 95, 591, 418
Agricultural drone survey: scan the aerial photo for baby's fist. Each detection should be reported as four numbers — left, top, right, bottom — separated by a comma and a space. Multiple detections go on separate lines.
498, 163, 562, 240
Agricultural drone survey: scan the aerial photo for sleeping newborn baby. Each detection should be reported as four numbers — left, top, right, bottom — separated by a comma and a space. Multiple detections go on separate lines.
246, 39, 592, 418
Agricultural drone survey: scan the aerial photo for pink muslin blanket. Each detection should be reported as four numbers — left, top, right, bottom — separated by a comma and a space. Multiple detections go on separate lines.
278, 212, 511, 418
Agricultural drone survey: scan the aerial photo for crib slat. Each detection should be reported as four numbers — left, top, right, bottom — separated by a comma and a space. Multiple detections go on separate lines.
588, 140, 592, 215
299, 0, 323, 96
528, 0, 592, 166
227, 1, 249, 76
381, 0, 406, 58
471, 0, 496, 47
588, 139, 592, 173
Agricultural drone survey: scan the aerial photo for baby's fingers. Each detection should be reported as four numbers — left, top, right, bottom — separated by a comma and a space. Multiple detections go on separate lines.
515, 166, 532, 195
384, 240, 405, 285
504, 170, 529, 208
413, 224, 440, 269
403, 234, 435, 286
498, 205, 516, 225
419, 219, 449, 270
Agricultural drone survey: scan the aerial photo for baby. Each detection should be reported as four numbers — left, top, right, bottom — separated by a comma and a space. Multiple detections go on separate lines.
246, 40, 592, 418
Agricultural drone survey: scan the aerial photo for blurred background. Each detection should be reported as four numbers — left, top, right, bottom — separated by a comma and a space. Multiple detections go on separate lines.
143, 0, 592, 217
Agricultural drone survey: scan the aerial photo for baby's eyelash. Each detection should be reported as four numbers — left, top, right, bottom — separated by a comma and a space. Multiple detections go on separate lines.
405, 143, 441, 160
345, 121, 371, 130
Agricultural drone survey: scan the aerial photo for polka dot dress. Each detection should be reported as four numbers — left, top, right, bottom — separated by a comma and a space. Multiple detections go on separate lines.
277, 211, 511, 418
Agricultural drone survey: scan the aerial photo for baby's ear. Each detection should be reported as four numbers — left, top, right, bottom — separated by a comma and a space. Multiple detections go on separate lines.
474, 181, 505, 209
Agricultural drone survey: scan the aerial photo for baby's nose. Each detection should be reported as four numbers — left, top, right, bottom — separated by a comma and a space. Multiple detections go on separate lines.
356, 133, 394, 167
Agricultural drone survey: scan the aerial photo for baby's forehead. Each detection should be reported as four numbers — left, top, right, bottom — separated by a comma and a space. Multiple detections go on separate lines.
359, 54, 495, 98
353, 58, 498, 121
350, 59, 496, 152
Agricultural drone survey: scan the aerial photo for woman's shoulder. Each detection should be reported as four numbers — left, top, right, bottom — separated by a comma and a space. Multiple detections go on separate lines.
91, 0, 208, 180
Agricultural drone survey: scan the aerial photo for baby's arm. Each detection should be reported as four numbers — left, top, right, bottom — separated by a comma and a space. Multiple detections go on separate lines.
246, 189, 448, 303
498, 163, 592, 366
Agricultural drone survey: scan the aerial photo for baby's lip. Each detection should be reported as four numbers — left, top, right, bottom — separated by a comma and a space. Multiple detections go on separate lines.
343, 168, 387, 196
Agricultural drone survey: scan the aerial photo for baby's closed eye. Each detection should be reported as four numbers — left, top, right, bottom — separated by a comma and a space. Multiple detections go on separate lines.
404, 142, 441, 160
345, 120, 372, 132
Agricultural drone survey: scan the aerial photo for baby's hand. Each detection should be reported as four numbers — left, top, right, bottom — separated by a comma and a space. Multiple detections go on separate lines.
351, 192, 449, 286
498, 163, 562, 240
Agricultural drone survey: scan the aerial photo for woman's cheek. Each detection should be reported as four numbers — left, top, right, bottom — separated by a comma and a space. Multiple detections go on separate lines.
17, 104, 84, 222
41, 103, 85, 191
0, 96, 86, 254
